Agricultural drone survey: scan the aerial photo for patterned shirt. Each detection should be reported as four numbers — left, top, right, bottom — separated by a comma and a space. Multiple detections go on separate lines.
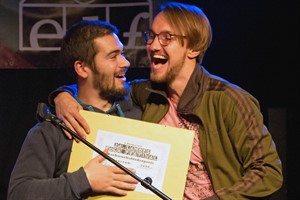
159, 98, 215, 200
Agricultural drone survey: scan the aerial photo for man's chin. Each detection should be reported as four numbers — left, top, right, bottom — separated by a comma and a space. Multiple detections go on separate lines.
99, 87, 127, 100
150, 73, 166, 83
114, 86, 129, 98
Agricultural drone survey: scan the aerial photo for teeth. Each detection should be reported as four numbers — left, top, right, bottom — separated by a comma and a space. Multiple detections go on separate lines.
153, 55, 166, 59
115, 71, 126, 78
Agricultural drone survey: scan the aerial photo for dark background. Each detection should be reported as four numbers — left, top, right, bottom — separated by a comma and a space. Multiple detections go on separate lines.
0, 0, 298, 199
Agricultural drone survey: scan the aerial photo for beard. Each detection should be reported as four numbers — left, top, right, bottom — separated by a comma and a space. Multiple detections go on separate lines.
92, 69, 128, 101
150, 53, 186, 84
150, 53, 185, 84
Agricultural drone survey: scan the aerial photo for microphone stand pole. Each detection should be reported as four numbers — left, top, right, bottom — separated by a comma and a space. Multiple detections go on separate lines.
40, 104, 172, 200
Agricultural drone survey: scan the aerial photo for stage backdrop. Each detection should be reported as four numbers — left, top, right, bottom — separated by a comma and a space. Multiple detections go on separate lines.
0, 0, 296, 199
0, 0, 153, 69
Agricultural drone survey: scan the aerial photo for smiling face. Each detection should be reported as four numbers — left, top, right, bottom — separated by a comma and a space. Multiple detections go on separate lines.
89, 33, 130, 100
146, 12, 189, 84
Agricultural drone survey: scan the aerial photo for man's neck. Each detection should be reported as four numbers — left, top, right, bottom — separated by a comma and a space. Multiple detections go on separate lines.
167, 63, 195, 104
77, 87, 112, 112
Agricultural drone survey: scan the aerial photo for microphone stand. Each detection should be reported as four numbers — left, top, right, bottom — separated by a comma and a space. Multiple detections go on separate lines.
36, 103, 172, 200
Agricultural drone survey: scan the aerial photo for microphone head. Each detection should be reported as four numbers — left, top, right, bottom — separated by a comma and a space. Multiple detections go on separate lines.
36, 102, 52, 122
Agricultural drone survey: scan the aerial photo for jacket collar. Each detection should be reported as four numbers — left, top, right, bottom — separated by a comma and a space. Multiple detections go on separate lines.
145, 65, 210, 114
177, 65, 209, 113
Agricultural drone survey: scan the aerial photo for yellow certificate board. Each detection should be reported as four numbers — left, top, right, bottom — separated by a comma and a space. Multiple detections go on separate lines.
68, 110, 194, 200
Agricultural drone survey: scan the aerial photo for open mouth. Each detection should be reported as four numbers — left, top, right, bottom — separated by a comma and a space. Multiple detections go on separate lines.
152, 54, 168, 65
115, 74, 125, 78
115, 71, 127, 81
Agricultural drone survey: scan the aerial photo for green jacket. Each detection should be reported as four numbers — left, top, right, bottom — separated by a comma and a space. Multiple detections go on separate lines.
130, 65, 283, 200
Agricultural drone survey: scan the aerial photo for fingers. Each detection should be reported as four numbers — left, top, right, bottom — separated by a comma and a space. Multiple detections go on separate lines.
108, 166, 138, 184
107, 180, 137, 196
92, 149, 109, 163
110, 166, 136, 175
93, 154, 107, 164
64, 111, 86, 141
103, 183, 136, 196
73, 110, 90, 134
63, 130, 73, 140
84, 158, 138, 195
103, 169, 138, 195
59, 109, 83, 142
70, 110, 90, 139
54, 92, 90, 140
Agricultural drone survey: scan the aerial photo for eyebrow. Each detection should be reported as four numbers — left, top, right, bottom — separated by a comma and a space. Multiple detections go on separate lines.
106, 48, 124, 57
149, 29, 173, 34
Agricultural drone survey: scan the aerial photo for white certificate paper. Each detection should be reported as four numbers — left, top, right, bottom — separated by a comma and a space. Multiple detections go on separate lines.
93, 130, 171, 194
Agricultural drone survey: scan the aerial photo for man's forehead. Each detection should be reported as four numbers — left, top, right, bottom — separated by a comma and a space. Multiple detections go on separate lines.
94, 35, 124, 55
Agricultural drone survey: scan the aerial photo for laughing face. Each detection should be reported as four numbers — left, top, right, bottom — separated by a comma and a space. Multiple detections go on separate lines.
91, 33, 130, 100
146, 12, 188, 84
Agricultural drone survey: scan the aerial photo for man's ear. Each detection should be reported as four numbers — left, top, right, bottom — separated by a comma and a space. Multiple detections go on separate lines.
74, 60, 88, 78
187, 49, 200, 59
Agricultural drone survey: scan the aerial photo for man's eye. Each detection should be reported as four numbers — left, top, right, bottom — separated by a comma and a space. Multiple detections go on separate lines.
161, 34, 171, 40
110, 54, 117, 59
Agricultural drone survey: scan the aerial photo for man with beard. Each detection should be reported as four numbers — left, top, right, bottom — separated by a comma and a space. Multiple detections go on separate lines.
7, 20, 140, 200
48, 2, 283, 200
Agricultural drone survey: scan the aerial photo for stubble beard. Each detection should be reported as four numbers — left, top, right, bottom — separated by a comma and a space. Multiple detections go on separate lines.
150, 56, 185, 84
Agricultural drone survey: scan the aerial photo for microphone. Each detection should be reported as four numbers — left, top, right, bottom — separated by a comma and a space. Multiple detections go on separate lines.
35, 102, 171, 200
36, 102, 50, 122
36, 102, 63, 126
